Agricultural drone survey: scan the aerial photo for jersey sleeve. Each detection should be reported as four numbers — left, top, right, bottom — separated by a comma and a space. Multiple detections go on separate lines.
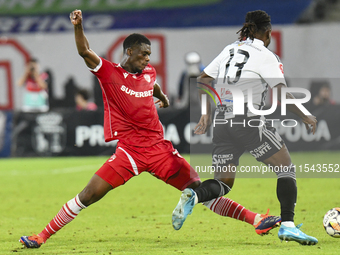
89, 57, 113, 83
204, 46, 230, 79
259, 52, 286, 88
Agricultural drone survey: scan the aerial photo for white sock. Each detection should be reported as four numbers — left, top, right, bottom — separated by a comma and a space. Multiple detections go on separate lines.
281, 221, 295, 228
253, 214, 261, 226
194, 191, 198, 205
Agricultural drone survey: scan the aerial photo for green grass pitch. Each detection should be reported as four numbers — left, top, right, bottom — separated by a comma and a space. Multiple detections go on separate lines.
1, 152, 339, 255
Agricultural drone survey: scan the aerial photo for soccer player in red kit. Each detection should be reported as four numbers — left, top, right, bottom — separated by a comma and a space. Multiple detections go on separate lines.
19, 10, 280, 249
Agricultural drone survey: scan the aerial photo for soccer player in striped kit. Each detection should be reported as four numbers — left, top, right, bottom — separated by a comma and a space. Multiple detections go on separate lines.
19, 9, 280, 249
172, 10, 318, 245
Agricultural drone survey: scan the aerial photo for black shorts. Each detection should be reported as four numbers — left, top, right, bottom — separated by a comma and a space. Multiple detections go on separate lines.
212, 116, 284, 166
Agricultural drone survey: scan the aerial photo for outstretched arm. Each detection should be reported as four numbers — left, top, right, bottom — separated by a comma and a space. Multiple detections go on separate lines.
153, 82, 169, 108
194, 71, 214, 135
70, 10, 100, 69
275, 83, 317, 134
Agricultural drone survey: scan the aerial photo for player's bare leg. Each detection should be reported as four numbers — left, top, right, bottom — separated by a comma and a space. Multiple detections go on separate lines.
78, 174, 113, 206
20, 174, 115, 248
262, 145, 318, 245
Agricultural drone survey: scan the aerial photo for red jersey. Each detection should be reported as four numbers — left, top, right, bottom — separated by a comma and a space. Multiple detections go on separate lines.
91, 57, 164, 147
25, 72, 48, 92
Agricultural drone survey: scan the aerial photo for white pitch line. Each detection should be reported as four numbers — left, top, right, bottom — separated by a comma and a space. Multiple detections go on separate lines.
0, 164, 100, 176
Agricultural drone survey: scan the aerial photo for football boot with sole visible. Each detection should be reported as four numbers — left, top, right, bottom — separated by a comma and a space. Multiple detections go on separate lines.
172, 188, 196, 230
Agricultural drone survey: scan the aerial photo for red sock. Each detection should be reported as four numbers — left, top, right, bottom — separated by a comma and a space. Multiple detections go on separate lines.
204, 197, 257, 225
39, 195, 86, 241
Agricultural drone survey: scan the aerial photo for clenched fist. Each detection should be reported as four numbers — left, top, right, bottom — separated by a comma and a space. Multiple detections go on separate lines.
70, 9, 83, 25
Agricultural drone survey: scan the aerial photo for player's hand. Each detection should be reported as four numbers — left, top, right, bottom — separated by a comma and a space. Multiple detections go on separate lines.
302, 115, 317, 134
155, 95, 169, 108
25, 63, 32, 73
194, 115, 211, 135
70, 9, 82, 25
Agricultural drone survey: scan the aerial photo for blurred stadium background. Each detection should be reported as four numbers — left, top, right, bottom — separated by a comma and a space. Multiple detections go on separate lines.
0, 0, 340, 159
1, 1, 340, 254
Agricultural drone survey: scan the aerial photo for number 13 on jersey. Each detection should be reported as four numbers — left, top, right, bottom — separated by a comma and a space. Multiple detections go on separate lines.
224, 48, 249, 84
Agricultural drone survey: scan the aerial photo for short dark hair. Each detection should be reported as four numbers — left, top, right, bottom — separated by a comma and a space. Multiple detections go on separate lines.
123, 33, 151, 51
76, 89, 89, 101
237, 10, 271, 41
29, 58, 38, 63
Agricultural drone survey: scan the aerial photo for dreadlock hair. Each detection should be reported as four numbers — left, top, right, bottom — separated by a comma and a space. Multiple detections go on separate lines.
123, 33, 151, 52
237, 10, 271, 41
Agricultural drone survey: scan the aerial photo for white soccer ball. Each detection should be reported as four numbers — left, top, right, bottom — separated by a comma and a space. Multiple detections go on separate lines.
323, 208, 340, 238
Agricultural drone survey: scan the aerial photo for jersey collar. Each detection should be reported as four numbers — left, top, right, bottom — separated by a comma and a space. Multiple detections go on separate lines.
117, 63, 139, 75
251, 38, 265, 46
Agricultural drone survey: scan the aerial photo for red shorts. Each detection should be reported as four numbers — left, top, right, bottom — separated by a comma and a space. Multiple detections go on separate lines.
96, 140, 200, 191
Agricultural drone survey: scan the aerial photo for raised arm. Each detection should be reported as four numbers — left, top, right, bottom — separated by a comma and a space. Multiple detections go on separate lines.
194, 71, 214, 134
153, 82, 169, 108
70, 10, 100, 69
17, 64, 30, 87
275, 83, 317, 134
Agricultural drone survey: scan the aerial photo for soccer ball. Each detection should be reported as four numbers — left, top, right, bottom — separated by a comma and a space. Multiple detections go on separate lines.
323, 208, 340, 238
